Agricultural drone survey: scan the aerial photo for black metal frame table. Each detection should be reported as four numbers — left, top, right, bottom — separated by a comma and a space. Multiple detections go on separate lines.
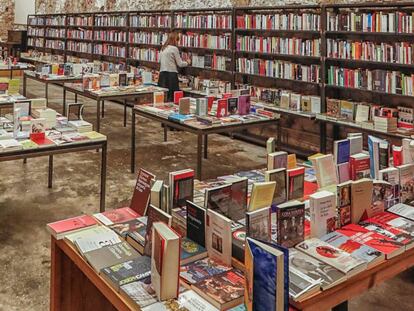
131, 107, 281, 179
63, 84, 168, 132
22, 71, 82, 106
0, 139, 108, 212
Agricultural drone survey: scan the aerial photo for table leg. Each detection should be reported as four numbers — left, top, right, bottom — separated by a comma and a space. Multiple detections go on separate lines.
131, 111, 136, 174
75, 93, 78, 102
50, 236, 63, 311
332, 301, 348, 311
197, 134, 203, 180
101, 101, 105, 118
45, 83, 49, 106
48, 155, 54, 189
100, 142, 107, 212
164, 125, 167, 142
123, 100, 127, 127
63, 88, 67, 116
23, 74, 26, 97
96, 100, 101, 133
276, 119, 282, 150
204, 135, 208, 159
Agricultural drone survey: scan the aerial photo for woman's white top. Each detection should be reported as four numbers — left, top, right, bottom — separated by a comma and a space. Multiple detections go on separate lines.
159, 45, 188, 73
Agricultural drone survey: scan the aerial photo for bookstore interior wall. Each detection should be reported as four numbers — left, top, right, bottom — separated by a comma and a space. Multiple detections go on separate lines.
0, 0, 15, 40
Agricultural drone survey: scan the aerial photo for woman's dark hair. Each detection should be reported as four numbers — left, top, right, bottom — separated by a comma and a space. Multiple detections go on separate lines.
161, 31, 180, 51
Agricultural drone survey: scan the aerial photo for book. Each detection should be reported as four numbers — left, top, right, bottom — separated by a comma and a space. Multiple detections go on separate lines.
333, 139, 350, 165
149, 290, 219, 311
83, 241, 140, 273
180, 258, 232, 285
192, 269, 245, 310
206, 209, 232, 266
93, 207, 139, 226
351, 178, 373, 223
169, 169, 194, 209
402, 139, 414, 164
320, 231, 385, 268
101, 255, 151, 291
186, 200, 206, 248
368, 136, 389, 179
179, 97, 191, 115
287, 167, 305, 200
205, 184, 233, 217
248, 182, 276, 211
150, 180, 164, 209
296, 238, 367, 276
370, 180, 391, 218
109, 217, 147, 239
266, 137, 276, 154
378, 167, 400, 209
126, 217, 148, 254
228, 178, 248, 222
246, 206, 271, 241
237, 95, 250, 115
181, 237, 208, 266
130, 168, 156, 216
337, 162, 350, 184
310, 190, 337, 238
398, 164, 414, 206
267, 151, 288, 170
120, 277, 157, 309
289, 267, 321, 302
151, 222, 181, 301
289, 248, 346, 291
276, 200, 305, 248
67, 226, 122, 254
350, 153, 370, 180
337, 181, 352, 228
265, 168, 287, 206
389, 203, 414, 221
216, 99, 228, 118
348, 135, 363, 155
337, 223, 405, 259
313, 154, 338, 188
46, 215, 97, 240
245, 238, 289, 311
143, 205, 172, 256
287, 154, 297, 169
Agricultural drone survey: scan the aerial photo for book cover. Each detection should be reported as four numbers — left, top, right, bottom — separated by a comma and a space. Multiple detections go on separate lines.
170, 169, 194, 209
276, 200, 305, 248
47, 215, 97, 239
216, 99, 228, 118
227, 97, 238, 115
248, 182, 276, 211
101, 256, 151, 290
287, 167, 305, 201
229, 178, 248, 222
179, 97, 191, 115
186, 201, 206, 248
388, 203, 414, 221
130, 168, 156, 216
143, 205, 172, 256
109, 217, 147, 239
205, 184, 233, 218
310, 190, 337, 238
265, 168, 287, 206
246, 206, 271, 241
379, 167, 400, 209
337, 182, 352, 228
296, 238, 366, 276
67, 226, 122, 254
180, 258, 232, 285
351, 178, 373, 223
206, 209, 232, 266
180, 237, 207, 265
350, 153, 370, 180
333, 139, 350, 165
313, 154, 338, 188
337, 162, 351, 184
287, 154, 297, 169
94, 207, 139, 226
120, 277, 157, 308
289, 248, 346, 291
237, 95, 251, 115
192, 269, 245, 310
370, 180, 391, 218
398, 164, 414, 206
267, 151, 288, 170
340, 100, 355, 121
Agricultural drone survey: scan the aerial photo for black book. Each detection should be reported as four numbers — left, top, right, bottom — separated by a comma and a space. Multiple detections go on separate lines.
119, 73, 127, 86
186, 200, 206, 248
227, 97, 238, 115
101, 256, 151, 291
276, 200, 305, 248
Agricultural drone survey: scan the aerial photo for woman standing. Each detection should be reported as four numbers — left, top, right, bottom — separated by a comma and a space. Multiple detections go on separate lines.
158, 31, 190, 102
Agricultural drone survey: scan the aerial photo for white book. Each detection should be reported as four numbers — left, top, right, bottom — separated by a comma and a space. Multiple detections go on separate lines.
66, 226, 121, 254
309, 190, 337, 238
206, 209, 232, 266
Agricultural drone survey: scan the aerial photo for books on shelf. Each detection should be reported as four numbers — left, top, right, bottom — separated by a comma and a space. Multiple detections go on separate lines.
175, 14, 232, 29
179, 33, 231, 50
130, 14, 171, 28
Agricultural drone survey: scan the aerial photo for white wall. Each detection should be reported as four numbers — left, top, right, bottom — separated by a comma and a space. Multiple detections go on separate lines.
14, 0, 36, 25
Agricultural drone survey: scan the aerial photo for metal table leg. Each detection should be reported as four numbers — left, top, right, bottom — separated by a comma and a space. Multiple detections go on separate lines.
23, 74, 27, 97
63, 88, 67, 116
131, 111, 136, 173
96, 99, 101, 132
204, 135, 208, 159
123, 100, 127, 127
48, 155, 54, 188
101, 101, 105, 118
197, 134, 203, 180
75, 93, 78, 102
100, 142, 107, 212
164, 125, 167, 142
45, 82, 49, 106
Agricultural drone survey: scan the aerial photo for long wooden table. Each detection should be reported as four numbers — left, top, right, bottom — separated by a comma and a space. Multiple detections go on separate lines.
131, 106, 281, 179
63, 83, 168, 132
50, 235, 414, 311
0, 139, 108, 212
0, 64, 34, 79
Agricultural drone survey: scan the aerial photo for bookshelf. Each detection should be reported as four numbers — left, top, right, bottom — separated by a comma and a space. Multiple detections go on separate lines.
26, 4, 414, 157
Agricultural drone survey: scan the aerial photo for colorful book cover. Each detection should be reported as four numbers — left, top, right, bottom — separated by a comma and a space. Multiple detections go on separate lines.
265, 168, 287, 206
94, 207, 139, 226
109, 217, 147, 238
180, 237, 207, 263
287, 167, 305, 201
47, 215, 97, 238
180, 258, 232, 284
143, 205, 172, 256
130, 169, 155, 216
276, 201, 305, 248
246, 207, 271, 241
337, 182, 352, 228
398, 164, 414, 206
186, 201, 206, 248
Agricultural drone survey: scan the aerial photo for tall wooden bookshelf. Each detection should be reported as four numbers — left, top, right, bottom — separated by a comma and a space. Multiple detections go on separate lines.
26, 4, 414, 157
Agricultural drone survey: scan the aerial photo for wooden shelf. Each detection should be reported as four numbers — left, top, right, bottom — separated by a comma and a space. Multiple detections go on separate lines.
178, 46, 232, 56
325, 57, 414, 72
236, 50, 321, 64
67, 38, 94, 43
235, 28, 321, 38
128, 42, 161, 49
94, 39, 126, 45
129, 26, 171, 31
174, 27, 232, 34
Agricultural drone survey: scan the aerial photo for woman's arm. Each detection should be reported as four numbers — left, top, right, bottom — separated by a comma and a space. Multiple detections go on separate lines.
172, 46, 189, 68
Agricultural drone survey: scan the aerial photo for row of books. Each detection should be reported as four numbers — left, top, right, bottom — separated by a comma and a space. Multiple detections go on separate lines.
182, 53, 232, 72
45, 40, 64, 50
236, 12, 321, 31
28, 17, 44, 26
45, 16, 66, 26
94, 14, 128, 27
236, 36, 320, 57
327, 66, 414, 96
129, 47, 159, 62
178, 33, 231, 50
130, 14, 171, 28
325, 98, 414, 132
67, 29, 94, 40
45, 29, 66, 38
327, 11, 414, 33
129, 31, 168, 46
183, 77, 232, 96
28, 28, 44, 37
236, 58, 321, 83
94, 30, 127, 42
174, 14, 232, 29
94, 44, 126, 58
68, 16, 93, 26
326, 39, 414, 65
67, 41, 92, 54
27, 38, 44, 48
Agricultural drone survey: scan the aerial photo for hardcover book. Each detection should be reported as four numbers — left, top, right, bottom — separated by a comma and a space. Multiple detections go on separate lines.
192, 269, 245, 310
398, 164, 414, 206
143, 205, 172, 256
47, 215, 97, 240
378, 167, 400, 209
169, 169, 195, 209
94, 207, 139, 226
267, 151, 288, 170
265, 168, 287, 206
130, 168, 156, 216
337, 181, 352, 228
388, 203, 414, 221
313, 154, 338, 188
248, 182, 276, 211
309, 190, 337, 238
351, 178, 373, 223
287, 167, 305, 201
246, 206, 271, 241
206, 209, 232, 266
179, 258, 232, 285
276, 200, 305, 248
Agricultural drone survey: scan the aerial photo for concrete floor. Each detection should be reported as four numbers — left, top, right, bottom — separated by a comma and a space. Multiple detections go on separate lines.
0, 79, 413, 311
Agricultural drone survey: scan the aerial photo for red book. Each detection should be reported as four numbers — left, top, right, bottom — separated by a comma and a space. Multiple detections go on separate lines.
30, 135, 54, 146
130, 168, 156, 216
206, 96, 215, 112
93, 207, 139, 226
392, 146, 403, 167
222, 93, 232, 99
173, 91, 184, 104
216, 99, 228, 118
349, 153, 370, 180
337, 223, 405, 259
47, 215, 97, 239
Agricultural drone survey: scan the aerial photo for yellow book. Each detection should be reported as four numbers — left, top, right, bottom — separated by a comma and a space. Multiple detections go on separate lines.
52, 64, 59, 75
287, 154, 297, 169
83, 131, 106, 140
7, 79, 20, 95
248, 182, 276, 211
308, 153, 324, 161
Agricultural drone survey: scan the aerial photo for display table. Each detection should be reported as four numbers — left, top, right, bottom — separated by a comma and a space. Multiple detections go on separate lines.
22, 71, 82, 105
0, 63, 34, 79
131, 106, 280, 179
0, 139, 107, 212
50, 235, 414, 311
63, 83, 168, 132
